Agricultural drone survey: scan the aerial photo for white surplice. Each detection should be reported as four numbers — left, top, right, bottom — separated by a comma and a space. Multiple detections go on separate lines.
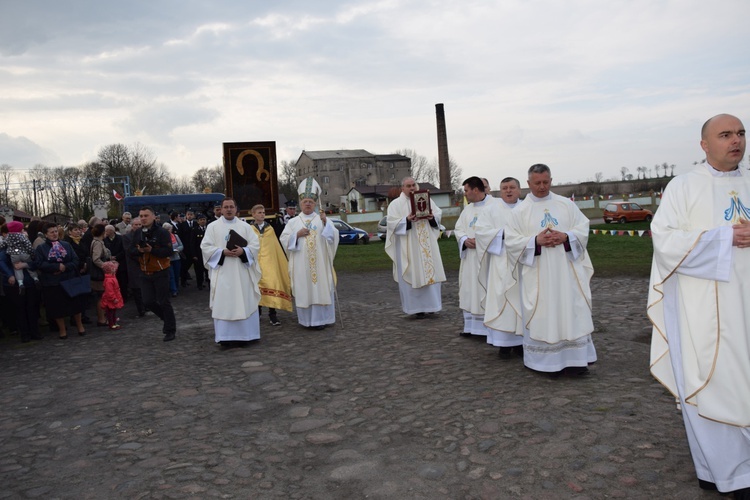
200, 216, 261, 342
280, 213, 339, 327
454, 195, 499, 336
475, 199, 523, 347
648, 164, 750, 492
384, 193, 446, 315
504, 192, 596, 372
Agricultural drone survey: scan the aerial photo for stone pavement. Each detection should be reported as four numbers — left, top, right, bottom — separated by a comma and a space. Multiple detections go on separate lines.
0, 271, 718, 499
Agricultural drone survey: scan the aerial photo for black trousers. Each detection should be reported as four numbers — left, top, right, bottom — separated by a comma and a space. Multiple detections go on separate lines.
140, 270, 176, 335
3, 284, 41, 341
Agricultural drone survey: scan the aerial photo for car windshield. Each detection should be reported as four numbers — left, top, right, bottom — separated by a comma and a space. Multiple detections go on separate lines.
333, 220, 350, 231
631, 203, 642, 210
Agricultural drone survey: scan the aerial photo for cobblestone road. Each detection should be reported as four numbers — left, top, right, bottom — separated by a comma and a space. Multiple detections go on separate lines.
0, 271, 714, 499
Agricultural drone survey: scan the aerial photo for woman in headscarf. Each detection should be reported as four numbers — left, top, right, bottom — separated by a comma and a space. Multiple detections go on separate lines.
33, 222, 86, 339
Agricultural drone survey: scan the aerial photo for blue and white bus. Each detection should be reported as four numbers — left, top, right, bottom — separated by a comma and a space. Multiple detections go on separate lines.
122, 193, 225, 222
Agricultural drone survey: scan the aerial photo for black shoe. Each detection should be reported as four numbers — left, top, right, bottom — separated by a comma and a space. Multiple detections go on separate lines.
698, 480, 717, 491
564, 366, 590, 376
163, 333, 175, 342
270, 317, 281, 326
460, 331, 472, 337
415, 312, 426, 319
733, 487, 750, 500
498, 347, 514, 359
512, 345, 524, 358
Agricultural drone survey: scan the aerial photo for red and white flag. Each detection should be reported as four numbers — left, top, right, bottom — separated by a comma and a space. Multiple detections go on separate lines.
112, 189, 123, 201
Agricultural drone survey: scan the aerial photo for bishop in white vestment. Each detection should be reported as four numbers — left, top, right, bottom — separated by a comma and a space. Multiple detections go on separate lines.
648, 114, 750, 495
385, 177, 446, 317
200, 198, 261, 344
504, 165, 596, 374
280, 178, 339, 328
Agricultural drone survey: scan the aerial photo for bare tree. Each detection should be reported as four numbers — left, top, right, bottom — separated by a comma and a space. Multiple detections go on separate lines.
669, 164, 676, 176
620, 167, 629, 181
448, 157, 463, 192
191, 165, 224, 193
394, 149, 437, 185
594, 172, 604, 183
278, 160, 298, 201
0, 164, 15, 206
97, 142, 174, 197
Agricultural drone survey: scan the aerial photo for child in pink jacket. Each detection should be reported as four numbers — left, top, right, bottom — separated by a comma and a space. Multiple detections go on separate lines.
100, 261, 123, 330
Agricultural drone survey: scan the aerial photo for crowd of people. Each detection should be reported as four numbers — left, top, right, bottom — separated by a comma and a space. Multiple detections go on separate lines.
0, 113, 747, 497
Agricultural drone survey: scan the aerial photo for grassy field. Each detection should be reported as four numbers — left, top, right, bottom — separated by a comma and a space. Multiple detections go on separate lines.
335, 224, 653, 277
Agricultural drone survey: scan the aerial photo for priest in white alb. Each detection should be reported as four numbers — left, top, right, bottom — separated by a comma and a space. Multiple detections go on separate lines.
280, 178, 339, 329
478, 177, 524, 358
648, 114, 750, 497
385, 176, 446, 318
504, 164, 596, 375
454, 176, 500, 337
200, 197, 261, 345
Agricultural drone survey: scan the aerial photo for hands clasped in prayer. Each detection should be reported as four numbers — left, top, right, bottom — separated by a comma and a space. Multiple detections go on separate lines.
732, 218, 750, 248
222, 246, 244, 258
536, 227, 568, 247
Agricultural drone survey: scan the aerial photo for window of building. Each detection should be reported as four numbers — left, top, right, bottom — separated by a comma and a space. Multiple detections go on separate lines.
323, 176, 329, 183
390, 173, 396, 179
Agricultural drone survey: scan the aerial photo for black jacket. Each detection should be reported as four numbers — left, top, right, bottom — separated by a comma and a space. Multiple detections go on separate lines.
32, 239, 79, 286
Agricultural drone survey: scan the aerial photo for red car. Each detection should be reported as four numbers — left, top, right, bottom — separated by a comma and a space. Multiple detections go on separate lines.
602, 202, 653, 224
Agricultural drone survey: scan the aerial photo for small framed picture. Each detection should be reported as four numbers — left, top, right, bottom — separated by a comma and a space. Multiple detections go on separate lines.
410, 190, 432, 219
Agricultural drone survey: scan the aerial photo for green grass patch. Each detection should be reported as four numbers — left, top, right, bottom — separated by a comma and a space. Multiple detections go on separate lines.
335, 231, 653, 277
587, 232, 653, 277
334, 237, 460, 273
590, 221, 652, 231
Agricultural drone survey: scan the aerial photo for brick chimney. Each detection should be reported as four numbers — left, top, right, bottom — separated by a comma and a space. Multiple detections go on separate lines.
435, 103, 451, 190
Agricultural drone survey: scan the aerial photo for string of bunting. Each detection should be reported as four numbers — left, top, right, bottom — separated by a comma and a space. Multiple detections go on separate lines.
591, 229, 652, 237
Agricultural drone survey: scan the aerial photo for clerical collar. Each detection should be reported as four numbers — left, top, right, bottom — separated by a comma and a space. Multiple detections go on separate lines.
503, 200, 518, 209
221, 216, 238, 223
474, 195, 488, 207
527, 193, 551, 202
705, 162, 742, 177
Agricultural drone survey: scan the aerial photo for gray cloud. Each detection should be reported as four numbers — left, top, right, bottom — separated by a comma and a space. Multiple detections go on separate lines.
0, 133, 61, 168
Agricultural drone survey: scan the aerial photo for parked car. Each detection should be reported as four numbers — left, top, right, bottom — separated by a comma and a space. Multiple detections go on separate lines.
378, 217, 388, 240
377, 216, 446, 239
602, 201, 653, 224
330, 218, 369, 244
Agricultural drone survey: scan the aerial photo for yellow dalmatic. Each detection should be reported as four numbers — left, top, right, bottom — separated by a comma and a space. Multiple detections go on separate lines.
252, 223, 293, 312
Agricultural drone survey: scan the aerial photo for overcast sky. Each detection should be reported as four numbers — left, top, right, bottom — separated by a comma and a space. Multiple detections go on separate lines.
1, 0, 749, 186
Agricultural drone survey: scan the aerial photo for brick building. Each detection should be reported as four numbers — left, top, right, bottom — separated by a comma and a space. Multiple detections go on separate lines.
294, 150, 411, 210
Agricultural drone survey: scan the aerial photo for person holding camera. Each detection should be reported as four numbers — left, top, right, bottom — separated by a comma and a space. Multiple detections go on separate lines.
128, 206, 177, 342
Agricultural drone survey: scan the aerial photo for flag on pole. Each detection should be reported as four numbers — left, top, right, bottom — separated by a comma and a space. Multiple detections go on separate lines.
112, 189, 123, 201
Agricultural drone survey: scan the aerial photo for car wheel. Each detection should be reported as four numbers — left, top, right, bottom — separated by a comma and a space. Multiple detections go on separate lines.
618, 217, 626, 224
356, 237, 365, 245
604, 219, 610, 224
645, 215, 653, 222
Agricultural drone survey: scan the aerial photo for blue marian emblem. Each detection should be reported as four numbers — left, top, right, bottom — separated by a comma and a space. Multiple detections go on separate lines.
540, 209, 558, 229
724, 191, 750, 223
468, 215, 478, 228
